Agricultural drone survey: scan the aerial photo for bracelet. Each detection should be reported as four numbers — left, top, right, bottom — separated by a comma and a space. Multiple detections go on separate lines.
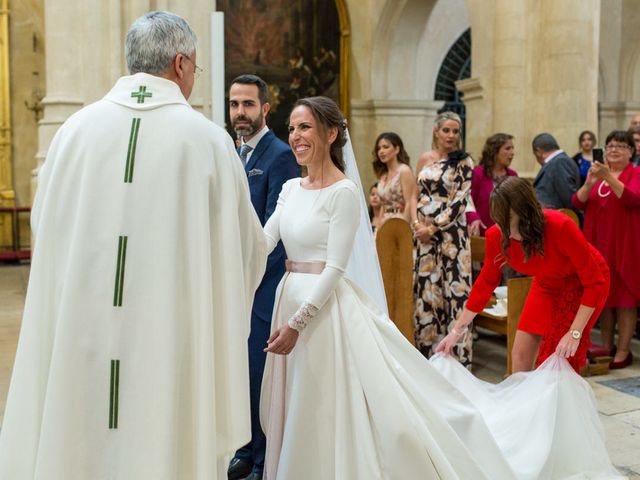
451, 325, 468, 337
412, 219, 420, 227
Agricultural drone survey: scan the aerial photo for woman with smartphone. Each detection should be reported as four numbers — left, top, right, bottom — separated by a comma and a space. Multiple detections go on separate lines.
573, 130, 640, 369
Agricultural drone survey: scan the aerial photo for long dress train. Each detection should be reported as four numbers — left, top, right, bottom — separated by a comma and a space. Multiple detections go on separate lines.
260, 178, 622, 480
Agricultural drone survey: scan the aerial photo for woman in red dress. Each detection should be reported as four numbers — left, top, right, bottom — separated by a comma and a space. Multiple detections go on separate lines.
438, 177, 610, 372
573, 130, 640, 369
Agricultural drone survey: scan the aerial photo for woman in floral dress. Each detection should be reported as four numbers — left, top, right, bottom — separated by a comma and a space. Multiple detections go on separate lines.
410, 112, 473, 367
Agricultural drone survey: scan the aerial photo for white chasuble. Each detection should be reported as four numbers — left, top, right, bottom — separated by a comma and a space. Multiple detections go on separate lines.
0, 73, 266, 480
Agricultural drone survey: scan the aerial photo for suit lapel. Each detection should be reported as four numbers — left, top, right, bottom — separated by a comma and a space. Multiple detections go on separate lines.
533, 162, 548, 186
245, 130, 275, 172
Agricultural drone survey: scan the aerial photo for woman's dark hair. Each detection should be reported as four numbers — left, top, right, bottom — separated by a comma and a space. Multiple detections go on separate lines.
371, 132, 410, 178
605, 130, 636, 158
479, 133, 514, 177
578, 130, 597, 149
292, 96, 347, 172
490, 177, 545, 262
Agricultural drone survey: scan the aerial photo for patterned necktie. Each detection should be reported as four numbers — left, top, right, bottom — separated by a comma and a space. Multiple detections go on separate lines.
239, 144, 253, 166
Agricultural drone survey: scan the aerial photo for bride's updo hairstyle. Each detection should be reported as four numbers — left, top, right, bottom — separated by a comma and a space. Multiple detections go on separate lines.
490, 176, 545, 261
293, 96, 347, 172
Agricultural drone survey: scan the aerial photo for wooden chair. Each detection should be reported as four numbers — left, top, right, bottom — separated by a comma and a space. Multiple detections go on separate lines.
475, 276, 533, 375
469, 235, 533, 375
558, 208, 579, 226
375, 218, 415, 345
470, 235, 486, 263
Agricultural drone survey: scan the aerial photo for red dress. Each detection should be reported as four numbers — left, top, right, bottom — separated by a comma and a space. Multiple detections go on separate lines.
466, 210, 610, 371
572, 163, 640, 308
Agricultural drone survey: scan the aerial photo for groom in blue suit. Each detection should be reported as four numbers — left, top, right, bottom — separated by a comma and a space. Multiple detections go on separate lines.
227, 75, 299, 480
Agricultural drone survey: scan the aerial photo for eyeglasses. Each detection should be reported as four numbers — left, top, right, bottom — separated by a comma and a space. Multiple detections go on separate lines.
182, 54, 203, 79
605, 144, 631, 151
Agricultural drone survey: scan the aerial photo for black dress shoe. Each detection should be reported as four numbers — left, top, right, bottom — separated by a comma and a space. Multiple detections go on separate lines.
227, 458, 253, 480
243, 472, 263, 480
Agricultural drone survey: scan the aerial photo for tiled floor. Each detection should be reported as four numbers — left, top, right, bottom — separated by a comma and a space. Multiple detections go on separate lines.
1, 264, 639, 477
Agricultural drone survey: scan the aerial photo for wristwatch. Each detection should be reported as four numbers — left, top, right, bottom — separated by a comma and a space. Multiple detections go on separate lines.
570, 329, 582, 340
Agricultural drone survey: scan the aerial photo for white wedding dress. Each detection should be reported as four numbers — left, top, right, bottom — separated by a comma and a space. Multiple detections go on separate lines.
260, 178, 623, 480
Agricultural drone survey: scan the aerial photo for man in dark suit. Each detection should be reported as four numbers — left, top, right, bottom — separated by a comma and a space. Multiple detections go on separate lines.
532, 133, 580, 210
227, 74, 299, 480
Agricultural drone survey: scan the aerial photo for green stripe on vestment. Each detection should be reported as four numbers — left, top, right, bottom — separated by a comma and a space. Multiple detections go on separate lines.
113, 236, 128, 306
109, 359, 120, 429
124, 118, 141, 183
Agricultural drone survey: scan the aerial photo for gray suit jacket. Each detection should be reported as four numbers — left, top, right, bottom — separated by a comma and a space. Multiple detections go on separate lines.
533, 151, 580, 209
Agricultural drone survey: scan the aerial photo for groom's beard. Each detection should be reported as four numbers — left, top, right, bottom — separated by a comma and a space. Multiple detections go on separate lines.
232, 113, 263, 138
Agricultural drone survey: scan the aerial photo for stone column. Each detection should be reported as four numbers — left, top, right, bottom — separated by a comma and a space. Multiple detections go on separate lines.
464, 0, 600, 177
528, 0, 600, 167
34, 0, 84, 181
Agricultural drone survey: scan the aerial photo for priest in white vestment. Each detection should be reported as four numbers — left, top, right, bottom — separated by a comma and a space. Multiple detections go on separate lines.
0, 12, 266, 480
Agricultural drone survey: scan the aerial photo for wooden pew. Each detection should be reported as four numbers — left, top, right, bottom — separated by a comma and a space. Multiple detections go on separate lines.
558, 208, 579, 226
375, 218, 415, 345
475, 277, 533, 375
470, 235, 532, 375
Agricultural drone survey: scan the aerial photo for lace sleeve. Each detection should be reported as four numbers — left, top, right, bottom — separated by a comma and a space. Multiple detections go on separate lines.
287, 302, 320, 332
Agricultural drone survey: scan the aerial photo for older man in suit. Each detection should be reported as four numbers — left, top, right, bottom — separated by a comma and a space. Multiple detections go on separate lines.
532, 133, 580, 210
227, 74, 299, 480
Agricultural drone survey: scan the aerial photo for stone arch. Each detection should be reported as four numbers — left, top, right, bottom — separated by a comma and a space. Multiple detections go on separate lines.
371, 0, 469, 100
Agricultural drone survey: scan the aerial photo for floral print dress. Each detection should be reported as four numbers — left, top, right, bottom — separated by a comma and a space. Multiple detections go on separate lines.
414, 152, 474, 368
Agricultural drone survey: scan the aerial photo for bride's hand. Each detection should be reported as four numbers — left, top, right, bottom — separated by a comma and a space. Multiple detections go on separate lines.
264, 325, 299, 355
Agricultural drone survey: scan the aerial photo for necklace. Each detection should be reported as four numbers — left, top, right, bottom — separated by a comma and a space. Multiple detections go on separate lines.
597, 181, 611, 198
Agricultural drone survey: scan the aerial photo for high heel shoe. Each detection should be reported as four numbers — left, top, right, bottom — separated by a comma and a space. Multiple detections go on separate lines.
609, 351, 633, 369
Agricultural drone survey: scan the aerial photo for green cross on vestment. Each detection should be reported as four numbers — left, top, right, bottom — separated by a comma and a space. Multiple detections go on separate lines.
131, 85, 152, 104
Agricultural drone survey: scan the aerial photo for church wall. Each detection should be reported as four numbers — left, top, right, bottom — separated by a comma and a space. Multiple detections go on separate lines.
7, 0, 44, 247
463, 0, 600, 178
598, 0, 640, 141
8, 0, 45, 207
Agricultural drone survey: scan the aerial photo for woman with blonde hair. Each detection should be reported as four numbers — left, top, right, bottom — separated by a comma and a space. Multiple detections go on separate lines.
411, 111, 474, 367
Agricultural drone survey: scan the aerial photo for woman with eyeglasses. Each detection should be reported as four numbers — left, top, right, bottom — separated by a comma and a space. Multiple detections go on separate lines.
410, 111, 474, 367
573, 130, 640, 369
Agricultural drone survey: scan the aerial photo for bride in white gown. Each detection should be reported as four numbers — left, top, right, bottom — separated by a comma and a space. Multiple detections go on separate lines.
259, 96, 623, 480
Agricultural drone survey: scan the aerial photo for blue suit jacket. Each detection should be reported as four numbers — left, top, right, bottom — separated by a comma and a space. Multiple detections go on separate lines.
245, 130, 299, 323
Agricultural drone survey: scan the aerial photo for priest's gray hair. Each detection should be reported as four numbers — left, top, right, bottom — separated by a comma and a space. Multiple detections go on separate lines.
125, 11, 198, 75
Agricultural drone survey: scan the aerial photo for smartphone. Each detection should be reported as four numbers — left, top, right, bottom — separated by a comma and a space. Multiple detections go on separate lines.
593, 147, 604, 164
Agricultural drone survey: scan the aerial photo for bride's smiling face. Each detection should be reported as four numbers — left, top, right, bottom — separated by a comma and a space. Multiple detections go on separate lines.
288, 105, 336, 168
